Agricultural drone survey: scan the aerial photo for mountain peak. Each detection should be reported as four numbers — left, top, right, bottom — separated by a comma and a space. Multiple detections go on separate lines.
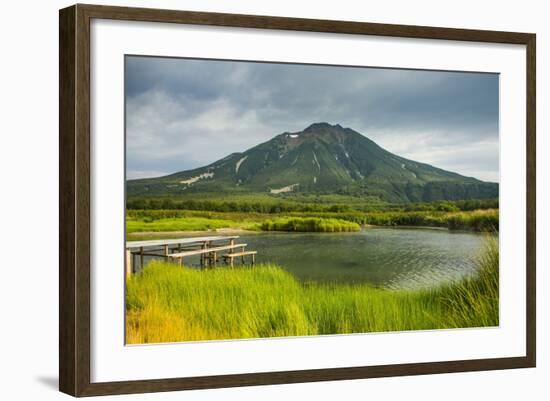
281, 123, 348, 140
304, 122, 343, 132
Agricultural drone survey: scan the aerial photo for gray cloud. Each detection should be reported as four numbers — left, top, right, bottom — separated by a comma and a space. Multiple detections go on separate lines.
126, 56, 499, 182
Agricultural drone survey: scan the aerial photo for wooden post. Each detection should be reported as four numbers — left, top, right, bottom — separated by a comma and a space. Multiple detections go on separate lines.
164, 244, 169, 257
125, 249, 133, 277
252, 253, 255, 265
140, 247, 144, 271
202, 241, 208, 267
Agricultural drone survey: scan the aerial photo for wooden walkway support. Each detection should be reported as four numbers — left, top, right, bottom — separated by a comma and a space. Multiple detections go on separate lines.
223, 251, 257, 267
125, 235, 258, 276
167, 243, 248, 266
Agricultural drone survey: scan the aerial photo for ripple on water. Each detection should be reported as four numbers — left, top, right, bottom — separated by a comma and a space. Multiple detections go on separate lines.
135, 228, 490, 290
240, 228, 488, 289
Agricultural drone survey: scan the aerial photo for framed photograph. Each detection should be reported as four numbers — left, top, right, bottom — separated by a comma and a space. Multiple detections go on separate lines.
59, 4, 536, 397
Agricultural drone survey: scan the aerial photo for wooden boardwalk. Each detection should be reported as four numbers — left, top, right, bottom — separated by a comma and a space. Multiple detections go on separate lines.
125, 236, 257, 276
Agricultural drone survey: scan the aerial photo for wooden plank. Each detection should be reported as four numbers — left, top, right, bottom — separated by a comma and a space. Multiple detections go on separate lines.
130, 246, 196, 254
223, 251, 257, 258
126, 236, 239, 249
168, 244, 248, 258
129, 252, 171, 258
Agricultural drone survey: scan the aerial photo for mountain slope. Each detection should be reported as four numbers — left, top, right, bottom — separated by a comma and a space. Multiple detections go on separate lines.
127, 123, 498, 203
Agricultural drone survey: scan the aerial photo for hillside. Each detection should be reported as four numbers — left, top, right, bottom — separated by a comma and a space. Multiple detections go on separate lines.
127, 123, 498, 203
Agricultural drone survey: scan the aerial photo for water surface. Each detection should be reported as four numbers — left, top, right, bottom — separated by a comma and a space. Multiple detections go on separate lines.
135, 227, 488, 289
240, 228, 486, 289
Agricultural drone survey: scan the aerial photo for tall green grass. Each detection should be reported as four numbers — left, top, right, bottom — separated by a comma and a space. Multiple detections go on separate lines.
127, 208, 498, 234
126, 216, 257, 233
361, 209, 499, 231
260, 217, 360, 232
290, 209, 498, 231
126, 236, 498, 343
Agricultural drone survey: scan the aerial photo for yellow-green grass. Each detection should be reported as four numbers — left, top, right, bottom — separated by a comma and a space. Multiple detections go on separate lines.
260, 217, 360, 232
126, 216, 259, 233
360, 209, 499, 232
126, 237, 498, 344
126, 214, 359, 234
126, 208, 498, 235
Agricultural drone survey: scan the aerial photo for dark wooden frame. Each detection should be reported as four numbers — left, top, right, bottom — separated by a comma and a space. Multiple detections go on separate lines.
59, 3, 536, 397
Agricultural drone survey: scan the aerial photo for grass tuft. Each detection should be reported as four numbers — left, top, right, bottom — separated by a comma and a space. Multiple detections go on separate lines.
260, 217, 360, 232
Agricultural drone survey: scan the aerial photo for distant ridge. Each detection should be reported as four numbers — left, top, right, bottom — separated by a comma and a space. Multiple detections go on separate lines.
127, 123, 498, 203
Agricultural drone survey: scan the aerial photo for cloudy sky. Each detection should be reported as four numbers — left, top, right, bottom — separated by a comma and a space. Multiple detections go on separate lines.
126, 56, 499, 182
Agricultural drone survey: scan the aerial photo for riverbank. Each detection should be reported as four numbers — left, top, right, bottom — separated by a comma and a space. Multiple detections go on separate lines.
126, 237, 498, 343
126, 208, 498, 238
126, 224, 481, 241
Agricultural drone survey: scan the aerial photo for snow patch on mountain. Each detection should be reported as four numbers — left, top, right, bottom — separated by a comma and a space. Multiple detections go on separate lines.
312, 151, 321, 171
270, 183, 299, 194
235, 156, 248, 173
179, 172, 214, 185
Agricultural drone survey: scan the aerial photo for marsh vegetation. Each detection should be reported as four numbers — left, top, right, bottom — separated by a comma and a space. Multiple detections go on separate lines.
126, 236, 498, 343
126, 208, 498, 237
